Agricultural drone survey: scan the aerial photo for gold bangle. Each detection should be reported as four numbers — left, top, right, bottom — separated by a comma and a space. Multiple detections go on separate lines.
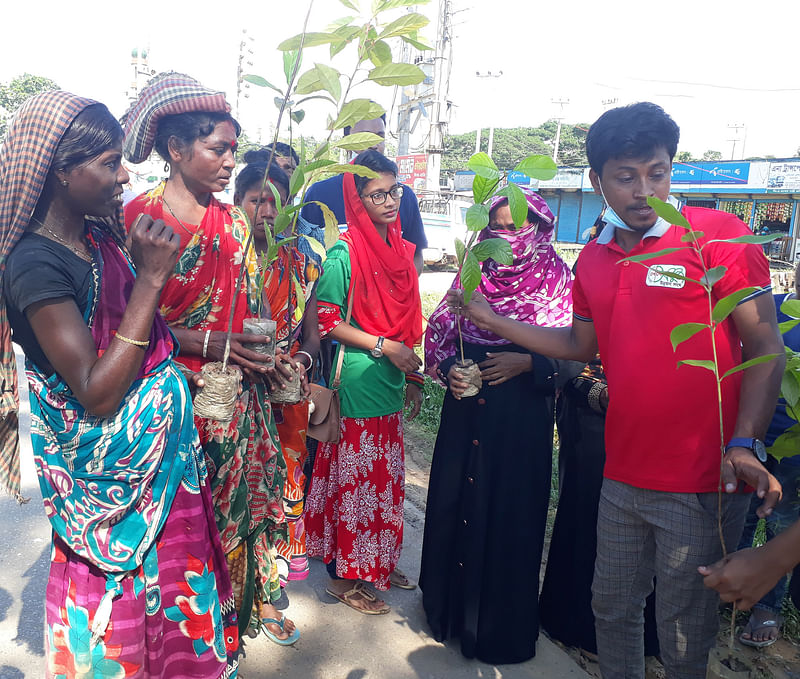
114, 332, 150, 348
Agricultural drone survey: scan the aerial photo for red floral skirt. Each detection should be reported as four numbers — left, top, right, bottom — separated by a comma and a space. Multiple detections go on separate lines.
305, 413, 405, 590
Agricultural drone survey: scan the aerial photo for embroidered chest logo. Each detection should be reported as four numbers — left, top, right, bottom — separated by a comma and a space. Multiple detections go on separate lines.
645, 264, 686, 289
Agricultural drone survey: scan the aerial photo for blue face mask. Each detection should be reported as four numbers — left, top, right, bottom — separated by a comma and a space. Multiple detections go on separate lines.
599, 184, 681, 233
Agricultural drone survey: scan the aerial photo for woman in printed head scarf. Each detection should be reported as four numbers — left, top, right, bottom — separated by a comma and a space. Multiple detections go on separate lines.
123, 73, 301, 646
420, 187, 572, 664
0, 91, 238, 678
304, 150, 424, 615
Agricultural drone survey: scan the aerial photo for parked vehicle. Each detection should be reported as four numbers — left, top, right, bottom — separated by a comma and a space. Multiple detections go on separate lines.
418, 191, 472, 268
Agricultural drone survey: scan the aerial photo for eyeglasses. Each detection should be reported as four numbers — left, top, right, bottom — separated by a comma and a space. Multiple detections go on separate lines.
362, 184, 404, 206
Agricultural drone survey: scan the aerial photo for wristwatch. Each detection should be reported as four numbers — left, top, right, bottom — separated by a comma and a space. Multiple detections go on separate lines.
371, 336, 385, 359
725, 437, 768, 463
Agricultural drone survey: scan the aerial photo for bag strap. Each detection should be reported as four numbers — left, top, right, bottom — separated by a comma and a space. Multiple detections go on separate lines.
331, 282, 355, 390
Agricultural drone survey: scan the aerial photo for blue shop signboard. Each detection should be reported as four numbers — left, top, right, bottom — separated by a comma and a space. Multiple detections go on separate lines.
671, 162, 750, 185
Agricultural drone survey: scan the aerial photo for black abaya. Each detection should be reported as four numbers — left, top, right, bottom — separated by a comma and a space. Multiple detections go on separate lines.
420, 342, 557, 664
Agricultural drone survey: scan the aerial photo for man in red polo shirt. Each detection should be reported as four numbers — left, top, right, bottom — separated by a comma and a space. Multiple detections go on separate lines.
452, 102, 784, 679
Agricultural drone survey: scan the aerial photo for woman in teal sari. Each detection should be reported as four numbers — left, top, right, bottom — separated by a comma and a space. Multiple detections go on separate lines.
0, 91, 238, 678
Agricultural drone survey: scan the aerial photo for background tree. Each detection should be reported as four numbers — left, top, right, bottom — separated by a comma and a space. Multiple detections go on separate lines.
0, 73, 59, 141
440, 121, 588, 174
675, 150, 694, 162
702, 150, 723, 161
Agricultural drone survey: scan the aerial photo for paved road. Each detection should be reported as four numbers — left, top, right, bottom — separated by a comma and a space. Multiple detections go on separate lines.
0, 347, 588, 678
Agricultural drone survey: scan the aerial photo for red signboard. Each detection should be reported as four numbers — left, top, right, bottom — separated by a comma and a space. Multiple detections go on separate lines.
395, 154, 428, 191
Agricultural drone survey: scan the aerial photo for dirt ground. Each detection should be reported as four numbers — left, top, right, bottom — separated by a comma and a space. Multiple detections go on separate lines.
402, 421, 800, 679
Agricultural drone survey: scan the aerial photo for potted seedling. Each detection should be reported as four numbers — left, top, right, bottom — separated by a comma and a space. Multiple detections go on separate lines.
451, 151, 558, 396
620, 197, 782, 678
194, 0, 432, 419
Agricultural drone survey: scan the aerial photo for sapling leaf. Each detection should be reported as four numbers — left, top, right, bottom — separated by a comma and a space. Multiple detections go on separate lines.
274, 96, 285, 111
472, 238, 513, 265
313, 142, 330, 159
513, 154, 557, 182
278, 32, 342, 51
506, 183, 528, 228
266, 180, 283, 210
293, 277, 306, 316
295, 63, 342, 101
706, 233, 783, 245
700, 266, 727, 288
243, 75, 283, 94
472, 174, 497, 204
646, 196, 690, 229
290, 109, 306, 124
274, 213, 292, 236
330, 24, 361, 54
467, 152, 500, 180
333, 132, 385, 151
400, 33, 434, 51
306, 236, 328, 262
368, 40, 393, 67
339, 0, 359, 10
329, 163, 379, 179
780, 298, 800, 318
454, 237, 466, 267
677, 359, 716, 372
681, 230, 705, 243
327, 16, 356, 30
289, 167, 305, 198
721, 353, 780, 380
618, 247, 685, 263
779, 318, 800, 335
377, 12, 430, 40
303, 158, 336, 173
465, 204, 489, 231
331, 99, 385, 130
368, 63, 426, 86
768, 428, 800, 461
460, 250, 481, 303
711, 287, 759, 323
782, 370, 800, 407
284, 50, 302, 85
670, 322, 708, 352
315, 202, 340, 250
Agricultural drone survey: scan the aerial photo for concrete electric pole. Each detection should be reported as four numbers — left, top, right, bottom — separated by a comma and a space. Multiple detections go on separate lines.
551, 98, 570, 163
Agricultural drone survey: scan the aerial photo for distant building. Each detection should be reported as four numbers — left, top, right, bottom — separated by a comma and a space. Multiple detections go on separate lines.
455, 159, 800, 261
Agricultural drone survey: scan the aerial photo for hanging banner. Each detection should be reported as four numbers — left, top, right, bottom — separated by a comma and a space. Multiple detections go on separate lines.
671, 162, 750, 185
767, 161, 800, 193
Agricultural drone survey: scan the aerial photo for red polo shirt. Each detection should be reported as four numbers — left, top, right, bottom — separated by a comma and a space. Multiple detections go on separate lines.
572, 206, 771, 492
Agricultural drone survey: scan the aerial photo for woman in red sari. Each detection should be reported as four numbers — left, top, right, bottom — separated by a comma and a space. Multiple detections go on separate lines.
305, 150, 423, 615
122, 73, 300, 646
234, 151, 321, 584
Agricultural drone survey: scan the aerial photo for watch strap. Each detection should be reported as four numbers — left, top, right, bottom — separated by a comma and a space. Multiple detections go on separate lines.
725, 437, 755, 451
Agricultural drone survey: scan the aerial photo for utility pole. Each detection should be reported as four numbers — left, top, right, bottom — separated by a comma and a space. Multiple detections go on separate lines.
236, 29, 255, 120
551, 97, 570, 163
425, 0, 454, 192
727, 122, 745, 160
475, 70, 503, 157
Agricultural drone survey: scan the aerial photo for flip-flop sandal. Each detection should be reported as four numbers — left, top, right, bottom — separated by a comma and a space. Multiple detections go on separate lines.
389, 568, 417, 590
739, 614, 782, 648
325, 581, 391, 615
261, 613, 300, 646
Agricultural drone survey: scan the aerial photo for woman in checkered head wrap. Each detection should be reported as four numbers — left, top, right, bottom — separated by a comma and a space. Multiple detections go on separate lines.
1, 90, 240, 676
124, 73, 301, 646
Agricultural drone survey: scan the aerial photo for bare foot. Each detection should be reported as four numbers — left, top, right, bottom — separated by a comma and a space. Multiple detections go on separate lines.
259, 602, 296, 640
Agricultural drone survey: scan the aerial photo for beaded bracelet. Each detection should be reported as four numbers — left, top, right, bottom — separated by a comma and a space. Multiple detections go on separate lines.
115, 332, 149, 348
587, 381, 607, 414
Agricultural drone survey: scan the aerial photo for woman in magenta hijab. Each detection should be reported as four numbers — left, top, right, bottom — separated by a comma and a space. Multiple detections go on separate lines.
420, 188, 572, 664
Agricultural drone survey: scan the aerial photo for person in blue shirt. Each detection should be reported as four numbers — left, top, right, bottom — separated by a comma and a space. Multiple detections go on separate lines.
299, 112, 427, 274
735, 265, 800, 647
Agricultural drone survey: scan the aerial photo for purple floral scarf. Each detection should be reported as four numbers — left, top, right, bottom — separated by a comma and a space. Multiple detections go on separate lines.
424, 188, 573, 381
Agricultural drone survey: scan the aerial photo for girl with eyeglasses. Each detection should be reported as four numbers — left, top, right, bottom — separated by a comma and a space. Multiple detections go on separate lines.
305, 149, 424, 615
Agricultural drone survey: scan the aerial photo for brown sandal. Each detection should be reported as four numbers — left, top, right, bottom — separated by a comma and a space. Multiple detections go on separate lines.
389, 568, 417, 590
325, 581, 391, 615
